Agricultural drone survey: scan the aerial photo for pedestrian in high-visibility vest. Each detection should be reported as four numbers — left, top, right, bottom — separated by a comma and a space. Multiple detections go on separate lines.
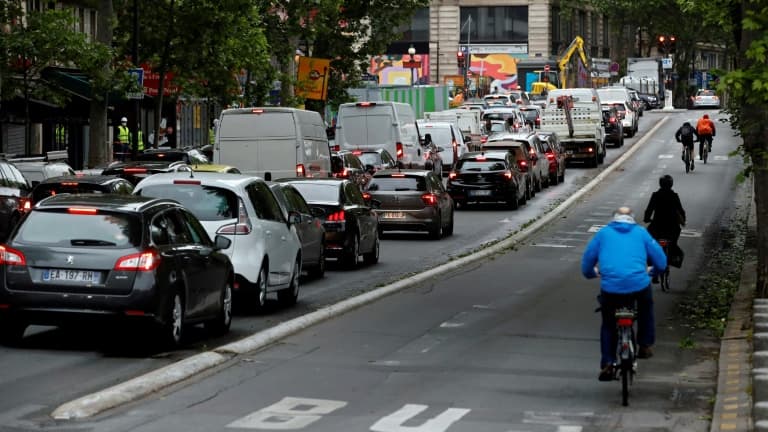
55, 125, 67, 146
116, 117, 131, 159
135, 125, 145, 152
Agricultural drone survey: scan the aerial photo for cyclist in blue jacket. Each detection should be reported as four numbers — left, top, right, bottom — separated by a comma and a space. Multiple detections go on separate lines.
581, 206, 667, 381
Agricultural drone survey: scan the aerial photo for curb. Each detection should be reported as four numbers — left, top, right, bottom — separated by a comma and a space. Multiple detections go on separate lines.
51, 118, 670, 420
710, 179, 755, 432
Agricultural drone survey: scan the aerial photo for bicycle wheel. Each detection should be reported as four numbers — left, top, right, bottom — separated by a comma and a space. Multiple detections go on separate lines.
621, 359, 631, 406
660, 268, 670, 292
703, 145, 708, 164
684, 149, 690, 173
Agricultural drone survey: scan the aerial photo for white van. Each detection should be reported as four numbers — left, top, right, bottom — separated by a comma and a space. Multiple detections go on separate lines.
335, 101, 424, 168
214, 107, 331, 181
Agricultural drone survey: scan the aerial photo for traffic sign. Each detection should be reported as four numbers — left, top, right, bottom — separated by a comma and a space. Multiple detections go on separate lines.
127, 68, 144, 99
403, 61, 421, 69
661, 57, 673, 70
544, 64, 550, 72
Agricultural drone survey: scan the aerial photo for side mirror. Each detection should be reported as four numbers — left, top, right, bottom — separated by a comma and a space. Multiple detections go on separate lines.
365, 164, 375, 174
464, 136, 471, 143
213, 234, 232, 251
287, 210, 301, 225
310, 206, 325, 217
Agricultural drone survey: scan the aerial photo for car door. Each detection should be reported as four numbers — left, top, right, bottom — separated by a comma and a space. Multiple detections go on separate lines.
343, 181, 376, 251
179, 208, 228, 316
150, 211, 198, 318
283, 185, 322, 264
428, 172, 452, 216
246, 181, 295, 286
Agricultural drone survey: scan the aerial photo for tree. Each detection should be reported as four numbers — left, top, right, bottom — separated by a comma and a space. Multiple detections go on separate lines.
0, 2, 111, 155
86, 0, 117, 168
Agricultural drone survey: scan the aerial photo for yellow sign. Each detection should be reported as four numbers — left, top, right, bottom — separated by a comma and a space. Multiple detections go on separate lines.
296, 56, 330, 101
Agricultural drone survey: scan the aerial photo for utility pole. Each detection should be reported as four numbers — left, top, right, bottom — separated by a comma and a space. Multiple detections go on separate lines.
131, 0, 140, 159
460, 15, 472, 98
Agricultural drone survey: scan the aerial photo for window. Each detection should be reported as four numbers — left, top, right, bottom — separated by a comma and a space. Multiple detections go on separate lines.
247, 182, 285, 222
366, 176, 425, 192
180, 210, 212, 246
395, 7, 429, 41
137, 184, 238, 221
344, 182, 365, 206
19, 209, 139, 247
460, 6, 528, 44
289, 182, 341, 204
163, 210, 193, 245
283, 187, 311, 215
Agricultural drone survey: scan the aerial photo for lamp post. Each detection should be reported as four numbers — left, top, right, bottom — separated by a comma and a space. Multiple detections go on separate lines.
407, 45, 417, 86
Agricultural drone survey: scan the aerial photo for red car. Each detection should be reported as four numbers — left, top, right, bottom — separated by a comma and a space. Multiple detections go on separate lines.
537, 131, 566, 185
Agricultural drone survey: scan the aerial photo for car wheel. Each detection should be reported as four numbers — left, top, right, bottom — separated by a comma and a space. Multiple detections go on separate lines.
160, 290, 185, 347
205, 277, 232, 335
428, 212, 442, 239
507, 193, 519, 210
456, 199, 467, 209
254, 264, 269, 312
534, 175, 542, 192
278, 256, 301, 306
363, 231, 379, 264
307, 245, 326, 279
343, 233, 360, 269
549, 171, 558, 186
443, 210, 454, 236
558, 171, 565, 183
0, 318, 27, 346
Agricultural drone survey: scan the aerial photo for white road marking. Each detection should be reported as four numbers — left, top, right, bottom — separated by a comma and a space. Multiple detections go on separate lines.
557, 427, 583, 432
680, 229, 702, 238
227, 397, 347, 430
532, 244, 575, 248
588, 224, 605, 233
439, 322, 465, 328
659, 154, 674, 159
714, 155, 728, 160
370, 404, 470, 432
523, 411, 596, 426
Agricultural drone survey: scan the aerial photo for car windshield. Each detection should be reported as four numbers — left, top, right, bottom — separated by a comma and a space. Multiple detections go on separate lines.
421, 127, 453, 145
137, 184, 238, 221
697, 90, 716, 97
457, 159, 507, 171
366, 176, 426, 192
15, 209, 140, 247
32, 183, 107, 203
357, 153, 381, 166
288, 183, 340, 204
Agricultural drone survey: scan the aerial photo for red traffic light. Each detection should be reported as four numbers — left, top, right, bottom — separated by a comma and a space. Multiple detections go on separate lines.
658, 35, 666, 43
456, 51, 464, 59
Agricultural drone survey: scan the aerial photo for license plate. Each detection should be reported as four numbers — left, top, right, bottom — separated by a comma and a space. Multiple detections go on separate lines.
43, 269, 101, 283
565, 150, 574, 155
469, 190, 492, 196
381, 212, 405, 219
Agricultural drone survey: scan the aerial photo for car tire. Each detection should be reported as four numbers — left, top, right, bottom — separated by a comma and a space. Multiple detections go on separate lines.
558, 171, 565, 183
205, 278, 232, 336
428, 213, 442, 239
160, 290, 185, 348
254, 263, 269, 312
278, 256, 301, 306
343, 233, 360, 269
549, 171, 558, 186
0, 318, 27, 346
534, 175, 542, 192
507, 193, 519, 210
363, 231, 379, 264
443, 210, 454, 236
307, 245, 326, 279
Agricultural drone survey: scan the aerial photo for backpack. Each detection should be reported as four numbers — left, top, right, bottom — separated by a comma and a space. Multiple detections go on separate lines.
698, 119, 713, 135
680, 124, 694, 138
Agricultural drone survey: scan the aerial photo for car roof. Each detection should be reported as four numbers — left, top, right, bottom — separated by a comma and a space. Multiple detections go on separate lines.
104, 160, 188, 170
35, 193, 176, 212
36, 174, 127, 186
462, 151, 510, 159
486, 132, 537, 142
275, 177, 347, 186
132, 171, 263, 190
372, 169, 431, 177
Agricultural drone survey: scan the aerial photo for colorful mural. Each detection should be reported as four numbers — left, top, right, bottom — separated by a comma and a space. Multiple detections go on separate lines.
369, 52, 525, 93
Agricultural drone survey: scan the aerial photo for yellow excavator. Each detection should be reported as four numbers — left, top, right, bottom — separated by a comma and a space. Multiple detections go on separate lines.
529, 36, 592, 95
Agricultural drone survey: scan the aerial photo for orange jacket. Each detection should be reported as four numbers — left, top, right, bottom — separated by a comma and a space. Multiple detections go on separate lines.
696, 117, 716, 136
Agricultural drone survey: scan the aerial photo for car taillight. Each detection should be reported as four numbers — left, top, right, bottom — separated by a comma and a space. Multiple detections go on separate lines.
173, 179, 201, 185
124, 168, 147, 173
517, 160, 528, 172
19, 198, 31, 212
502, 171, 513, 179
396, 142, 403, 159
535, 117, 541, 126
421, 193, 438, 206
609, 116, 617, 124
546, 153, 555, 160
114, 249, 160, 271
587, 147, 595, 153
326, 210, 345, 222
68, 207, 98, 215
658, 239, 668, 247
0, 245, 26, 266
331, 144, 340, 152
448, 172, 457, 180
216, 199, 252, 235
362, 192, 371, 201
296, 164, 306, 177
617, 318, 634, 327
481, 136, 488, 144
340, 168, 349, 178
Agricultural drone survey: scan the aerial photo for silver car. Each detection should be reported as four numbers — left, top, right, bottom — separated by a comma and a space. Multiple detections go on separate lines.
692, 89, 721, 109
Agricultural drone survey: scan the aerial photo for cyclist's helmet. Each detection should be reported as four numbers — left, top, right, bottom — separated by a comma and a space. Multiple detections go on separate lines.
659, 174, 673, 189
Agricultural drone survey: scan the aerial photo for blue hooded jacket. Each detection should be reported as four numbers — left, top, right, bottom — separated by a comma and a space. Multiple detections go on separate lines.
581, 219, 667, 294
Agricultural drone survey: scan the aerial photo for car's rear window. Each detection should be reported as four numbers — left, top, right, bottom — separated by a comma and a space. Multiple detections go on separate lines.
457, 159, 507, 171
15, 209, 140, 247
366, 176, 426, 192
137, 184, 238, 221
32, 183, 107, 203
357, 153, 381, 166
288, 183, 340, 204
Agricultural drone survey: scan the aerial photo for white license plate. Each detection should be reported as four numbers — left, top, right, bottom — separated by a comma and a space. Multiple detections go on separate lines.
469, 190, 492, 196
43, 269, 101, 283
565, 150, 574, 155
382, 212, 406, 219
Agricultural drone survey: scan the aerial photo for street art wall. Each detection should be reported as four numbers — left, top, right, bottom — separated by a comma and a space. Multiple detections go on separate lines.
369, 53, 430, 86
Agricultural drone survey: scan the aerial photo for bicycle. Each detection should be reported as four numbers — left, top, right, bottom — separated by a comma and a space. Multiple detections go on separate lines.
614, 307, 638, 406
656, 239, 671, 292
681, 145, 692, 173
700, 136, 712, 164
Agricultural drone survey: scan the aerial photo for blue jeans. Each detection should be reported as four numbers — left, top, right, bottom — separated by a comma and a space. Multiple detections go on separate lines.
599, 286, 655, 367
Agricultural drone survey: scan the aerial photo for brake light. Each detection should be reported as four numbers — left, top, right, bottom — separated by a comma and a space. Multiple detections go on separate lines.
114, 249, 160, 271
546, 153, 555, 160
503, 171, 513, 179
352, 150, 362, 155
475, 156, 486, 161
20, 198, 31, 212
362, 192, 371, 200
331, 144, 340, 152
658, 240, 668, 247
448, 172, 457, 180
339, 168, 349, 178
617, 318, 634, 327
609, 117, 617, 124
535, 117, 541, 126
216, 199, 252, 235
421, 193, 438, 206
391, 173, 406, 177
396, 142, 404, 159
587, 147, 595, 153
173, 179, 201, 185
481, 136, 488, 144
60, 182, 78, 186
517, 160, 528, 172
326, 210, 345, 222
296, 164, 306, 177
124, 168, 147, 173
0, 245, 26, 266
356, 102, 376, 107
68, 207, 98, 215
252, 109, 264, 114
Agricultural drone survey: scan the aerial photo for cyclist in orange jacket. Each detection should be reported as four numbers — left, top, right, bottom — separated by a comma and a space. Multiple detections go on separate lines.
696, 114, 716, 159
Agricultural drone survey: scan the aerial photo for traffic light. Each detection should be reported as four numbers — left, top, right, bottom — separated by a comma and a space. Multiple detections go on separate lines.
669, 35, 677, 53
657, 35, 666, 53
456, 51, 465, 69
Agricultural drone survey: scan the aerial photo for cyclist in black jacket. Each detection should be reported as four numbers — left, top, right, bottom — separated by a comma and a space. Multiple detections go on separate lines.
643, 175, 686, 281
675, 122, 699, 171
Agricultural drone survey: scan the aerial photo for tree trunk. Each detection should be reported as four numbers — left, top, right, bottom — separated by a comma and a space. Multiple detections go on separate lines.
755, 148, 768, 297
152, 0, 176, 148
88, 0, 114, 168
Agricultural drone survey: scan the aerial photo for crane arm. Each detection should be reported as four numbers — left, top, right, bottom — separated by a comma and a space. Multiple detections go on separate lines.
558, 36, 591, 88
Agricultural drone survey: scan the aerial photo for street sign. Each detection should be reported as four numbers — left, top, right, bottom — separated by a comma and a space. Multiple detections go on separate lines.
662, 57, 673, 70
403, 61, 421, 69
127, 68, 144, 99
544, 64, 550, 72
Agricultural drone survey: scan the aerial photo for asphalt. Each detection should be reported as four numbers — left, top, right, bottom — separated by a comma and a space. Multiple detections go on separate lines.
49, 115, 759, 432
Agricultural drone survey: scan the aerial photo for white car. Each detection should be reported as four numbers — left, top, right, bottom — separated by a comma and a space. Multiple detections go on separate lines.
484, 132, 551, 195
692, 89, 721, 109
417, 121, 469, 171
602, 101, 638, 138
133, 172, 303, 310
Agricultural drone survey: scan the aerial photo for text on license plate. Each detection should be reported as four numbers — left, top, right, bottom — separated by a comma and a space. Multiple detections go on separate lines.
382, 212, 406, 219
43, 269, 101, 283
469, 190, 492, 196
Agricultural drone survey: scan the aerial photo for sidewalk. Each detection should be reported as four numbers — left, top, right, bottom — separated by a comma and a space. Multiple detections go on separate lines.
710, 184, 756, 432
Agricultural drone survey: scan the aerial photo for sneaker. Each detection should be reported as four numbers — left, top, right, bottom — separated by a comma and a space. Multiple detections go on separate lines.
599, 364, 615, 381
638, 346, 654, 359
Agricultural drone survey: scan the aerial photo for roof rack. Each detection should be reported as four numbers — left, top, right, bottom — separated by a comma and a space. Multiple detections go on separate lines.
8, 150, 69, 163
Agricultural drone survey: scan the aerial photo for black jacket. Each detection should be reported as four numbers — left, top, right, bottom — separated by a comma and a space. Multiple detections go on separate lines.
675, 124, 698, 146
644, 188, 686, 242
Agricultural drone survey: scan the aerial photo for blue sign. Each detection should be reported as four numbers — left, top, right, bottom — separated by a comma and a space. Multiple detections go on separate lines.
127, 68, 144, 99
